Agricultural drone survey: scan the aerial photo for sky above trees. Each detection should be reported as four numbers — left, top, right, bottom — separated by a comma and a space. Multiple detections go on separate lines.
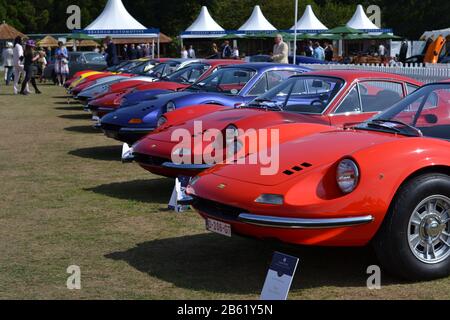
0, 0, 448, 39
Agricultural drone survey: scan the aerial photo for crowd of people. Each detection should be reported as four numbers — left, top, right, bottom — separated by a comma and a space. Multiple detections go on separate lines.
1, 37, 71, 94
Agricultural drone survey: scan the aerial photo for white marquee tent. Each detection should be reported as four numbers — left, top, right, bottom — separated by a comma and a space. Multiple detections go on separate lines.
346, 4, 379, 31
421, 28, 450, 40
84, 0, 159, 38
238, 5, 277, 32
291, 5, 327, 32
80, 0, 160, 56
181, 6, 226, 39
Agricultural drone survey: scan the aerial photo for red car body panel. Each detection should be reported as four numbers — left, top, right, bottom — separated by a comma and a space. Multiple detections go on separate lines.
188, 129, 450, 247
133, 71, 422, 178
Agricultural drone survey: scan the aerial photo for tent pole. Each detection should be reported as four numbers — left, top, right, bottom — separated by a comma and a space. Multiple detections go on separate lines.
152, 38, 155, 58
293, 0, 298, 64
157, 34, 160, 58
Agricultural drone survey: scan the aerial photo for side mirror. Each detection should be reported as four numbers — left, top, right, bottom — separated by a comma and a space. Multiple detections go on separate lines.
424, 114, 438, 124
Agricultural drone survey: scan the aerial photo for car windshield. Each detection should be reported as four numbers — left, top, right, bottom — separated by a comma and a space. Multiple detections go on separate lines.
247, 76, 344, 113
131, 60, 159, 75
119, 60, 147, 73
356, 83, 450, 139
163, 63, 210, 84
145, 61, 181, 78
83, 53, 106, 64
187, 67, 256, 95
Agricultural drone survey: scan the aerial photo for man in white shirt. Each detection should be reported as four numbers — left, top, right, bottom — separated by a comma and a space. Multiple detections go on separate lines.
271, 34, 289, 64
188, 45, 196, 59
12, 36, 28, 94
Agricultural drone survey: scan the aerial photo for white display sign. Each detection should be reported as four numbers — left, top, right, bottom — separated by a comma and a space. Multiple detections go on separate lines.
261, 252, 299, 301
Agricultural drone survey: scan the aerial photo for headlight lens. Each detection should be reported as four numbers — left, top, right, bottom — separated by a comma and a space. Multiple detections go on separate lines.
255, 194, 284, 205
166, 101, 176, 113
157, 116, 167, 128
225, 125, 238, 144
336, 159, 359, 194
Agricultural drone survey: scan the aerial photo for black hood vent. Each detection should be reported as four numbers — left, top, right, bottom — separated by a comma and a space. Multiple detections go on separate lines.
283, 162, 312, 176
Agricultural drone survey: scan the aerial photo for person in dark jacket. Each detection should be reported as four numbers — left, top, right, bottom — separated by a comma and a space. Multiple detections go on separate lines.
220, 41, 232, 59
104, 36, 119, 67
20, 40, 41, 95
128, 44, 138, 60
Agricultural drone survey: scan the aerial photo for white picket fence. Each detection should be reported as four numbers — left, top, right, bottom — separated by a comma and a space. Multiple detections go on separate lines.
299, 63, 450, 84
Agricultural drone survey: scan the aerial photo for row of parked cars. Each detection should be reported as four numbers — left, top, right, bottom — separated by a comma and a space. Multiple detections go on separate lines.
66, 57, 450, 281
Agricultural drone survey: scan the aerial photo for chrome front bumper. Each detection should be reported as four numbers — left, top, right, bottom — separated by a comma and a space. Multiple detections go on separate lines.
162, 162, 213, 170
237, 214, 374, 229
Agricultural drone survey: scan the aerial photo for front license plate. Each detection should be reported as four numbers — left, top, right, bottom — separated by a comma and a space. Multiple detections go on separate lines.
206, 218, 231, 237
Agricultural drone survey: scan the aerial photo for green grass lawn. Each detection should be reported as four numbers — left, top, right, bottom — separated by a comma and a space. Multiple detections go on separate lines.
0, 82, 449, 300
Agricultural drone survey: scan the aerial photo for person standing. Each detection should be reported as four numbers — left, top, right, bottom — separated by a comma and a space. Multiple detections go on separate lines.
271, 34, 289, 64
378, 43, 386, 62
313, 42, 325, 61
304, 41, 313, 57
37, 50, 47, 83
55, 41, 69, 86
13, 36, 28, 94
232, 46, 240, 59
324, 42, 334, 62
210, 43, 219, 59
20, 40, 41, 95
188, 45, 196, 59
104, 36, 119, 67
2, 42, 14, 85
144, 43, 151, 57
181, 46, 188, 59
221, 41, 232, 59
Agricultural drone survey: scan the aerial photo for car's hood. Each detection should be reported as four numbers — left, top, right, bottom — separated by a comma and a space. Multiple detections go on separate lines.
150, 108, 326, 142
210, 130, 403, 186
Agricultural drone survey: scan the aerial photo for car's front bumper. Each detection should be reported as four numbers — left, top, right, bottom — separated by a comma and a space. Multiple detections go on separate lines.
237, 213, 374, 229
101, 125, 155, 144
192, 197, 377, 246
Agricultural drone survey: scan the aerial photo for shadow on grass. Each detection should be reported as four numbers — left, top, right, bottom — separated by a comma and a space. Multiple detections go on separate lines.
64, 125, 100, 134
53, 95, 71, 99
54, 106, 84, 111
59, 113, 92, 120
86, 178, 173, 203
106, 234, 404, 294
69, 145, 122, 161
54, 101, 81, 106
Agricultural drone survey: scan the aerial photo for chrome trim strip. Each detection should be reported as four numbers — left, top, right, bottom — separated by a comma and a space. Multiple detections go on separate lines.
162, 162, 213, 170
119, 127, 155, 132
238, 213, 374, 229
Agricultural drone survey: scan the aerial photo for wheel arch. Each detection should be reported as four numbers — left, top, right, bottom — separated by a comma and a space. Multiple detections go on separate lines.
387, 165, 450, 219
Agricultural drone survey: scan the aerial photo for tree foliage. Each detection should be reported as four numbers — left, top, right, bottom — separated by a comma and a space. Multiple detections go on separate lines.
0, 0, 448, 39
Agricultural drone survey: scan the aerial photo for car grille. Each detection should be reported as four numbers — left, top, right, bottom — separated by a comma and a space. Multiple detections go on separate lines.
133, 152, 170, 166
101, 123, 122, 132
192, 196, 246, 221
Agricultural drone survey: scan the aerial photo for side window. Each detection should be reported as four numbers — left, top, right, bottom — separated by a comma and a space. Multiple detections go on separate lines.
359, 81, 404, 113
407, 83, 419, 95
335, 86, 361, 114
267, 70, 298, 89
247, 73, 268, 96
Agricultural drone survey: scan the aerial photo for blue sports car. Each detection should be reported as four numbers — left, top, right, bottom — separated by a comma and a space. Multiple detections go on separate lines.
99, 63, 310, 144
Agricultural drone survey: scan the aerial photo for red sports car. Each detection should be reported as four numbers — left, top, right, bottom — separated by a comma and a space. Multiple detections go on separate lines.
186, 81, 450, 280
132, 70, 422, 178
87, 59, 243, 118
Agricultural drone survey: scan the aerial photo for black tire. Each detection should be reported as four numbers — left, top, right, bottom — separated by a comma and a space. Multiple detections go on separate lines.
373, 173, 450, 281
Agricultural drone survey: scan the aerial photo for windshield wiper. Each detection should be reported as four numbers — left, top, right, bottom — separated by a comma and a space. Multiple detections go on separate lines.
250, 98, 284, 111
366, 119, 422, 137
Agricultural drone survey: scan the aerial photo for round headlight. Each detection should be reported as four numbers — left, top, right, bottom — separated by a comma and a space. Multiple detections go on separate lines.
336, 159, 359, 194
157, 116, 167, 128
166, 101, 176, 113
225, 125, 238, 144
